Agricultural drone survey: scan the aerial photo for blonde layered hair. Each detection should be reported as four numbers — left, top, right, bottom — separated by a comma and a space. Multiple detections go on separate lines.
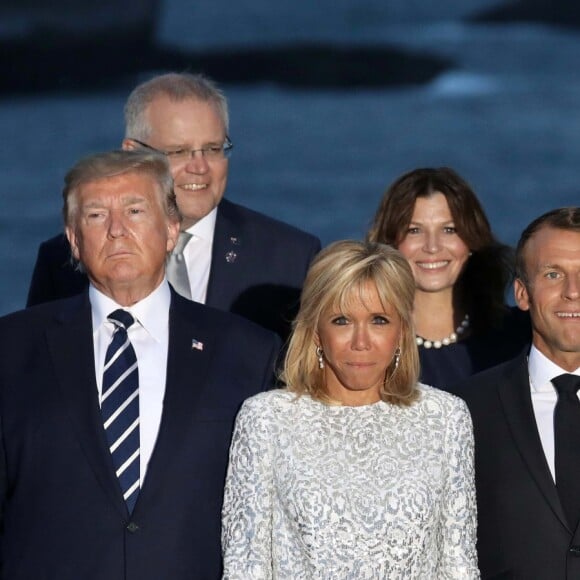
282, 240, 420, 406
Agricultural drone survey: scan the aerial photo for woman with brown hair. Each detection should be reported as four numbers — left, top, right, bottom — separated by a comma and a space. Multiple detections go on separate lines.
367, 167, 530, 390
222, 240, 478, 579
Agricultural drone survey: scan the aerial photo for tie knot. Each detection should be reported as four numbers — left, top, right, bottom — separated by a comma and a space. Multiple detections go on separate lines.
174, 231, 193, 256
552, 373, 580, 396
107, 309, 135, 331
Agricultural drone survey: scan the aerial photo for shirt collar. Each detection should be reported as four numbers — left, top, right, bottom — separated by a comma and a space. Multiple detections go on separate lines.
529, 344, 580, 393
89, 279, 171, 343
185, 206, 217, 242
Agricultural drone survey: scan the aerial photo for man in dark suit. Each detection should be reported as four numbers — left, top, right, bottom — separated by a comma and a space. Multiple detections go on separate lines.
452, 207, 580, 579
26, 72, 321, 342
0, 150, 281, 579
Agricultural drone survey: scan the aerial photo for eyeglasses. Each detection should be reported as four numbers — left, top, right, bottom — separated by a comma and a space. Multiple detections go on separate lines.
130, 137, 233, 162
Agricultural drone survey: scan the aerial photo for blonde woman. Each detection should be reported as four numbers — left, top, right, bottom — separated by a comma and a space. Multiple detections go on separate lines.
222, 240, 479, 579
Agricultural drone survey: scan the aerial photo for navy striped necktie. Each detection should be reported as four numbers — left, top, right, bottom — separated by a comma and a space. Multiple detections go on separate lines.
101, 309, 140, 513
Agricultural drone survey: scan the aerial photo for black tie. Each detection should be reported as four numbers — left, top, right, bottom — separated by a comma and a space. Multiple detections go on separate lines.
553, 373, 580, 529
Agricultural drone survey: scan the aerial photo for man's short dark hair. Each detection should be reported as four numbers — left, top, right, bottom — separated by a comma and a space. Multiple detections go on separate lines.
515, 207, 580, 285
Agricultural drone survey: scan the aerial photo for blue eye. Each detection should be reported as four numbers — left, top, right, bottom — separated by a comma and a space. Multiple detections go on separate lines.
331, 316, 349, 325
372, 316, 388, 325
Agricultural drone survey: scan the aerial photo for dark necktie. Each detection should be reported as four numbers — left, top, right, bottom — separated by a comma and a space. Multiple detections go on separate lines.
553, 373, 580, 529
101, 309, 140, 513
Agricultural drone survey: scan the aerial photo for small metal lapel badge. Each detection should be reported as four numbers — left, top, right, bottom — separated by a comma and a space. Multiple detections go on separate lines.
191, 339, 204, 351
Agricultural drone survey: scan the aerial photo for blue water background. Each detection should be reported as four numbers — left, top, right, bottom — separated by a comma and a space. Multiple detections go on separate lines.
1, 1, 578, 315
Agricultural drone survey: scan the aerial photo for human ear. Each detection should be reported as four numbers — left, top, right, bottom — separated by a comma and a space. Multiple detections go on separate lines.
121, 138, 137, 151
165, 220, 180, 253
65, 226, 81, 261
514, 278, 530, 312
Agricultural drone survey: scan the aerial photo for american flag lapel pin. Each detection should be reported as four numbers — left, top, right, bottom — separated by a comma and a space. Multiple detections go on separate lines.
191, 339, 204, 351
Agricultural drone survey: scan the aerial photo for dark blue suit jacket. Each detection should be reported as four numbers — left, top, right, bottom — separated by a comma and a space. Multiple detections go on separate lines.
451, 352, 580, 579
26, 199, 321, 342
0, 290, 280, 579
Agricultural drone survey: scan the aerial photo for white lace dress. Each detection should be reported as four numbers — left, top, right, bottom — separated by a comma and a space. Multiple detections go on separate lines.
222, 385, 479, 579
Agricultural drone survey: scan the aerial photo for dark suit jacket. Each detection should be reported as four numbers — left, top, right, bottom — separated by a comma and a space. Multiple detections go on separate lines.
0, 291, 281, 579
26, 199, 321, 342
452, 353, 580, 579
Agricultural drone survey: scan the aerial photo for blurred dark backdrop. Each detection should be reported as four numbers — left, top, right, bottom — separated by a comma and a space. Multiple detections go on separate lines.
0, 0, 578, 314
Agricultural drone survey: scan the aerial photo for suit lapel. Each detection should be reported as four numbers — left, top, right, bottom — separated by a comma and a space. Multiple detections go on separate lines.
45, 294, 127, 516
498, 354, 569, 531
139, 293, 216, 500
205, 200, 243, 310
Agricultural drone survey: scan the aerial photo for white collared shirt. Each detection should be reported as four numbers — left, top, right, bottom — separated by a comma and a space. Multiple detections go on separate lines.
529, 345, 580, 481
90, 279, 171, 486
183, 207, 217, 304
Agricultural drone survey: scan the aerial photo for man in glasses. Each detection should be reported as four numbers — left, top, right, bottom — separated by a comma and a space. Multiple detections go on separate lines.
27, 73, 321, 342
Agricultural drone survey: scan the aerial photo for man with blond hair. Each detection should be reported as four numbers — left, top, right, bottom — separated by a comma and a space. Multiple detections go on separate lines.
1, 150, 280, 578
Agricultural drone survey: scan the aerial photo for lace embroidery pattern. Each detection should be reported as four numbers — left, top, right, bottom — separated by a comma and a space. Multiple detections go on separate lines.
222, 385, 479, 579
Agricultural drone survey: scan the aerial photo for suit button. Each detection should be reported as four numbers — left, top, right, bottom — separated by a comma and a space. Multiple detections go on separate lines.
126, 522, 140, 533
569, 546, 580, 556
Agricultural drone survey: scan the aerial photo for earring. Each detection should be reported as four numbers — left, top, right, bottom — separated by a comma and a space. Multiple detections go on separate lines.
316, 346, 324, 369
393, 347, 401, 371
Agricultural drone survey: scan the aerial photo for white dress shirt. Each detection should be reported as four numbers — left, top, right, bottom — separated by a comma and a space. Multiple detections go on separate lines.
183, 207, 217, 304
90, 279, 171, 486
529, 345, 580, 481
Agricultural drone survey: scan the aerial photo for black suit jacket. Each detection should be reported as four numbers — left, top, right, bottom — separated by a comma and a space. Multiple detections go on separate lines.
452, 353, 580, 579
0, 291, 280, 579
26, 199, 321, 342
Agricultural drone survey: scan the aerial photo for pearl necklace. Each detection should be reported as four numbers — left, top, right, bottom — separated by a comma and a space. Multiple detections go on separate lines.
416, 314, 470, 349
